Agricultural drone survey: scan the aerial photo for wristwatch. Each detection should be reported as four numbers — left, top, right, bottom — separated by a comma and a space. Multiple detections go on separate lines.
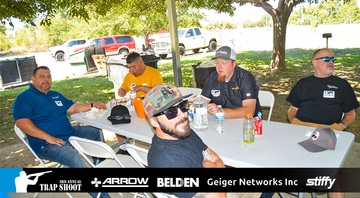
341, 121, 347, 130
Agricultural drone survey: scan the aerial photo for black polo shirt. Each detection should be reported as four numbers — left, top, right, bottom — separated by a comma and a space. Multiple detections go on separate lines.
201, 66, 262, 117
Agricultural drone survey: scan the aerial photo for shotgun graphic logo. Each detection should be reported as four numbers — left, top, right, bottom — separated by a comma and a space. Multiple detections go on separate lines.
14, 171, 52, 192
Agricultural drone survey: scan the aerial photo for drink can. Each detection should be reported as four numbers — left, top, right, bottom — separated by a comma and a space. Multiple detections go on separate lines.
110, 99, 117, 109
254, 117, 262, 136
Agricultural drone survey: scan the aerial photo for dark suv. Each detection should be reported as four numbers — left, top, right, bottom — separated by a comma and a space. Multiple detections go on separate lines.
75, 35, 136, 56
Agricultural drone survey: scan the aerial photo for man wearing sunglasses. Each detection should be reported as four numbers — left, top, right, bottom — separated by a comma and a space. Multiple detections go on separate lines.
201, 46, 262, 118
143, 83, 226, 198
287, 48, 359, 132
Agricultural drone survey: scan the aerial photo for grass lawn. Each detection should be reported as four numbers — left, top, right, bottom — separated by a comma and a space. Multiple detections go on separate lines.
1, 48, 359, 145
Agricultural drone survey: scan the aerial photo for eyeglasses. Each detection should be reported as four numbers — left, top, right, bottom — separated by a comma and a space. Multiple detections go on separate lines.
315, 56, 336, 62
154, 100, 189, 120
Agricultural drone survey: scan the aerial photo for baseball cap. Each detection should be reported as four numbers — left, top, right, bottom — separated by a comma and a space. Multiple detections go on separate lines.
143, 83, 192, 118
213, 46, 236, 61
107, 105, 131, 124
298, 126, 337, 152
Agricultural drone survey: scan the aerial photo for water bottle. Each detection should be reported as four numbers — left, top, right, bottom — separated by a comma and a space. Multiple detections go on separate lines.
129, 83, 136, 109
215, 105, 224, 133
193, 95, 208, 131
243, 112, 255, 143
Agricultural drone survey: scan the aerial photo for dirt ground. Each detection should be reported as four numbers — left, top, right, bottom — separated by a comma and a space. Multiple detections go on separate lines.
1, 24, 360, 168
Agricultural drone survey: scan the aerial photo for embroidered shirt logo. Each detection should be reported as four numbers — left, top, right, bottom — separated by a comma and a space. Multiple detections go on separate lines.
231, 86, 239, 90
327, 85, 338, 89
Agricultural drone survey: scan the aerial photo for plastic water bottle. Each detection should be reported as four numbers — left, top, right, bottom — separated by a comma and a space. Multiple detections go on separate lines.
243, 112, 255, 143
129, 83, 136, 109
215, 105, 224, 133
193, 95, 208, 131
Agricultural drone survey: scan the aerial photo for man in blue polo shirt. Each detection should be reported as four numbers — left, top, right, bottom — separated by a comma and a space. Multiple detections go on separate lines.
12, 66, 109, 198
201, 46, 262, 118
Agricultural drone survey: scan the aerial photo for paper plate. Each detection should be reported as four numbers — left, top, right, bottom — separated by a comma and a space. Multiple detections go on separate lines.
80, 107, 107, 119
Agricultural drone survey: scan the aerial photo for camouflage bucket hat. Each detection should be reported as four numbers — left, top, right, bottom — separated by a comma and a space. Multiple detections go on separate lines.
143, 84, 192, 118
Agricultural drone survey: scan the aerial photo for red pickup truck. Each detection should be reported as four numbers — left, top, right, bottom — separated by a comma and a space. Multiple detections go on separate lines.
74, 35, 136, 56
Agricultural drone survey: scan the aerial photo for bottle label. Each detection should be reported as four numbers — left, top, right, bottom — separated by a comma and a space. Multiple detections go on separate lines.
215, 112, 224, 120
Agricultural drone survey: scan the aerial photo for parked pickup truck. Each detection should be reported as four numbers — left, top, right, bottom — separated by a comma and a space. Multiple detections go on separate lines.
151, 27, 220, 59
49, 38, 87, 61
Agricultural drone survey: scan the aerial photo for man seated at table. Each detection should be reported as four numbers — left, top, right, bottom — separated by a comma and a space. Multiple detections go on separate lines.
116, 52, 163, 155
12, 66, 109, 198
143, 83, 273, 198
286, 48, 359, 198
201, 46, 262, 118
286, 48, 359, 131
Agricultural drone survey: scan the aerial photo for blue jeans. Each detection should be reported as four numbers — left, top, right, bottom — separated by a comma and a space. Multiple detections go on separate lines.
37, 125, 109, 198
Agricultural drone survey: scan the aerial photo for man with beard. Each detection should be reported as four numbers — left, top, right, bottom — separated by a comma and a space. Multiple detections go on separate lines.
143, 83, 226, 198
287, 48, 358, 132
201, 46, 262, 118
12, 66, 109, 198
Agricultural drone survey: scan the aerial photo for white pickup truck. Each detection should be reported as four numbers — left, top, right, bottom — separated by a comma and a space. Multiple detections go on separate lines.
49, 38, 87, 61
151, 27, 220, 59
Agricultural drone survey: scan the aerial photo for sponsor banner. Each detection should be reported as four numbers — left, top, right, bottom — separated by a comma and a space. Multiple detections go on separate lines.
1, 168, 360, 193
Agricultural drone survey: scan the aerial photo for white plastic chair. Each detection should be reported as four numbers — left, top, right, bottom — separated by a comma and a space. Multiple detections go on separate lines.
14, 125, 73, 198
68, 136, 150, 198
125, 144, 177, 198
258, 90, 275, 121
177, 87, 202, 102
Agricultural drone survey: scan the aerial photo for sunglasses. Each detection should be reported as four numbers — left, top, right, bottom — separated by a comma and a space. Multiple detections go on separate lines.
315, 56, 336, 62
108, 114, 131, 120
154, 100, 189, 120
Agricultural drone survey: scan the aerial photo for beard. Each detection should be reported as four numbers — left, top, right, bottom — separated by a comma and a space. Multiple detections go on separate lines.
217, 74, 226, 82
39, 82, 51, 92
156, 117, 191, 139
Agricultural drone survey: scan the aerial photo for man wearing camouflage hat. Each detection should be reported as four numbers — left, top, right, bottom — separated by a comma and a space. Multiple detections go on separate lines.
143, 83, 226, 198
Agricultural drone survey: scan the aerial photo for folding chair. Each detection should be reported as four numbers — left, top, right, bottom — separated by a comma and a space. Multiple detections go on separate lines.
125, 144, 177, 198
14, 124, 72, 198
258, 90, 275, 121
69, 136, 150, 198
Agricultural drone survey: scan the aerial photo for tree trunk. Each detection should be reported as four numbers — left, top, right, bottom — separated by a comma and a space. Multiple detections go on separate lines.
270, 15, 288, 71
267, 0, 296, 72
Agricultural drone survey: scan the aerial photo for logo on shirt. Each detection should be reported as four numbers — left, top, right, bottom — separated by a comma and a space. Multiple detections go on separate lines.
211, 90, 220, 97
327, 85, 338, 89
231, 86, 239, 90
55, 101, 63, 106
323, 90, 335, 98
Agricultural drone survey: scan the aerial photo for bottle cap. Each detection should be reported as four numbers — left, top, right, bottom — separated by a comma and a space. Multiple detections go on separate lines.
245, 112, 252, 117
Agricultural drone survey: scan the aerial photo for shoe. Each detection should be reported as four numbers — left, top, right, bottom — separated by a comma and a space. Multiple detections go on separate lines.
116, 149, 130, 155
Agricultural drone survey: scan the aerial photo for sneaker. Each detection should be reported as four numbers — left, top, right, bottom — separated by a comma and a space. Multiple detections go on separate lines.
116, 149, 130, 155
